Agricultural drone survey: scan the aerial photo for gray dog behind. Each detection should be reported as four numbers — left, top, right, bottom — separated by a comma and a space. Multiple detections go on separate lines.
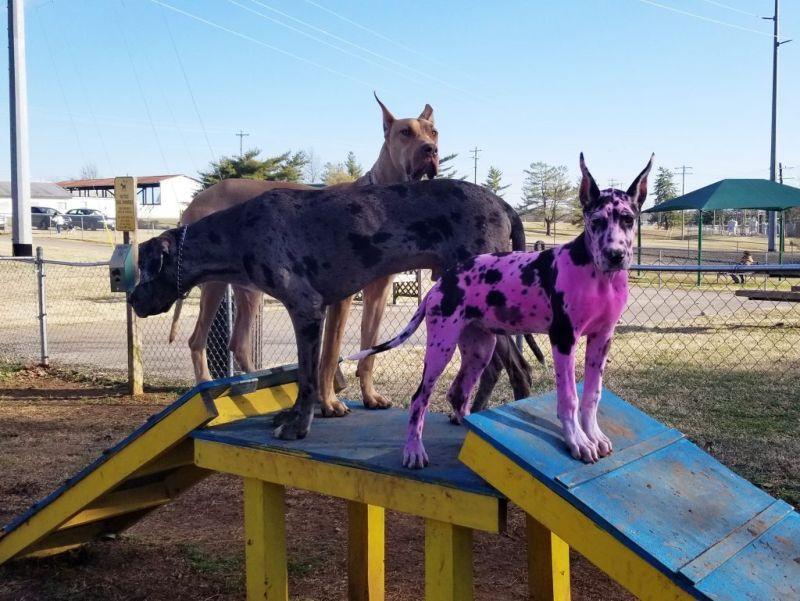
129, 179, 526, 440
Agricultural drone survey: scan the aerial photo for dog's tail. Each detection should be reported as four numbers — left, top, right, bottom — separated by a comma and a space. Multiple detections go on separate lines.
347, 293, 430, 361
168, 299, 183, 344
524, 333, 546, 365
505, 202, 527, 252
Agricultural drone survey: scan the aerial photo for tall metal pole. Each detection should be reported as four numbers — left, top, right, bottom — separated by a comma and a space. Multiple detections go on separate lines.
469, 146, 482, 184
8, 0, 33, 257
236, 129, 250, 157
764, 0, 791, 252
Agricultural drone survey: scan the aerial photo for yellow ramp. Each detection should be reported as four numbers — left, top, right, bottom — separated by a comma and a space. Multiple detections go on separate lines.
0, 365, 298, 564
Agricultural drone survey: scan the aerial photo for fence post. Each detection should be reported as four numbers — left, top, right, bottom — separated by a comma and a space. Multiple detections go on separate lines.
124, 231, 144, 396
35, 246, 48, 366
416, 269, 423, 305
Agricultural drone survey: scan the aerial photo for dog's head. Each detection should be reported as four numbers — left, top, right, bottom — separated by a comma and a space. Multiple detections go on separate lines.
375, 93, 439, 180
127, 229, 183, 317
579, 153, 653, 273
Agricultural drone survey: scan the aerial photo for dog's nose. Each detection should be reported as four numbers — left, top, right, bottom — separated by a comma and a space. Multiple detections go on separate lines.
604, 249, 625, 266
422, 143, 437, 156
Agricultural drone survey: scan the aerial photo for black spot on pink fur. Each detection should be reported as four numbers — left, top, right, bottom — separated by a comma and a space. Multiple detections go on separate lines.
486, 290, 506, 307
439, 271, 465, 317
484, 269, 502, 284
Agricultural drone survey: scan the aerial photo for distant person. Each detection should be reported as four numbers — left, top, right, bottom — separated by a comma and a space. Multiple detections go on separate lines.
53, 213, 65, 235
727, 218, 737, 236
730, 250, 753, 284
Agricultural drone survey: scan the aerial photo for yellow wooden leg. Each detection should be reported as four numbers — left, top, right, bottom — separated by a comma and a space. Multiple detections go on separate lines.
347, 501, 385, 601
424, 519, 473, 601
527, 514, 571, 601
243, 478, 288, 601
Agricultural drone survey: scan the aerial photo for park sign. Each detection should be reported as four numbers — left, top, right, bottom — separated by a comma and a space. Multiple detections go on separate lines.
114, 176, 138, 232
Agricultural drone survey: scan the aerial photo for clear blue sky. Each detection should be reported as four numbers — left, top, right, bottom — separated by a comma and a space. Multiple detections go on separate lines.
1, 0, 798, 206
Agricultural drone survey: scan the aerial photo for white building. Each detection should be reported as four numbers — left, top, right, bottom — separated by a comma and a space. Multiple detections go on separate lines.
0, 181, 73, 215
57, 174, 202, 225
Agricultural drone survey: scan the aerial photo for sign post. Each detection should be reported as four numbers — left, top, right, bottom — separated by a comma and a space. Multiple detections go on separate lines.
115, 177, 143, 396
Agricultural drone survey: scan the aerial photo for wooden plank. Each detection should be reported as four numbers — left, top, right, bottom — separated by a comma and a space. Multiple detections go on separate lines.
0, 392, 217, 564
129, 439, 195, 479
555, 429, 684, 489
679, 499, 793, 584
459, 433, 695, 601
734, 290, 800, 302
244, 479, 288, 601
425, 519, 473, 601
194, 439, 504, 533
527, 515, 571, 601
207, 382, 298, 427
348, 502, 385, 601
58, 482, 171, 530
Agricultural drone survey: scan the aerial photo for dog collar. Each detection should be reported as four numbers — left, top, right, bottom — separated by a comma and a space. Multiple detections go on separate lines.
176, 225, 189, 299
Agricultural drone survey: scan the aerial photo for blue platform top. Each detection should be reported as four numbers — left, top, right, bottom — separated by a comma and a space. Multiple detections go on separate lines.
192, 401, 501, 498
463, 386, 800, 601
0, 365, 298, 539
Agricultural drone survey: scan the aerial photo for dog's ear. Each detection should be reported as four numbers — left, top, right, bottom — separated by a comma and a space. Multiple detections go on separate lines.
419, 103, 434, 123
626, 154, 654, 211
374, 92, 395, 138
139, 232, 173, 279
579, 152, 601, 209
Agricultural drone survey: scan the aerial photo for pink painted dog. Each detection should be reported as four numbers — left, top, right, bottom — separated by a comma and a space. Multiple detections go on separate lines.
350, 154, 653, 468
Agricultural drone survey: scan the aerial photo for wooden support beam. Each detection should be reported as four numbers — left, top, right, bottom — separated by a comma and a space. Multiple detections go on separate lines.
347, 502, 385, 601
244, 478, 288, 601
527, 515, 571, 601
424, 519, 473, 601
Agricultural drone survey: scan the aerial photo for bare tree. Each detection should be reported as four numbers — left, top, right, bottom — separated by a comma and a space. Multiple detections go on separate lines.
520, 162, 573, 237
304, 148, 322, 184
80, 163, 98, 180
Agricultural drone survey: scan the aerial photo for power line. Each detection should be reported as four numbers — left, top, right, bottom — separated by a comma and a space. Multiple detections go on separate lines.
149, 0, 374, 89
34, 7, 88, 170
227, 0, 427, 89
301, 0, 478, 81
632, 0, 775, 37
242, 0, 481, 100
695, 0, 759, 18
608, 178, 621, 189
158, 5, 220, 176
113, 2, 171, 172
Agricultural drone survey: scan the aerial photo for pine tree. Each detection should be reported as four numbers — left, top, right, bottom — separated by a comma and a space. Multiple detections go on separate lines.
435, 153, 466, 180
482, 166, 510, 197
198, 149, 309, 188
344, 151, 363, 179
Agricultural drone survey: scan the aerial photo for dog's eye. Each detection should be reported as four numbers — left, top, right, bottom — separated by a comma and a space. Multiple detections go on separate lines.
431, 129, 438, 137
400, 128, 411, 137
621, 215, 635, 227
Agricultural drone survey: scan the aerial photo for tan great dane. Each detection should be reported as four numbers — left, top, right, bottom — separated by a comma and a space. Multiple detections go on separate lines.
170, 95, 439, 417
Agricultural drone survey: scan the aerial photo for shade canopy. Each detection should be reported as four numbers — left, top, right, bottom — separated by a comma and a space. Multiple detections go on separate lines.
644, 179, 800, 213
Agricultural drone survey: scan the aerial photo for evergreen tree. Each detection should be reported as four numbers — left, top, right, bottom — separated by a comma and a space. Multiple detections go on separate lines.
198, 149, 308, 189
482, 166, 510, 197
344, 151, 363, 179
435, 153, 466, 180
520, 162, 573, 237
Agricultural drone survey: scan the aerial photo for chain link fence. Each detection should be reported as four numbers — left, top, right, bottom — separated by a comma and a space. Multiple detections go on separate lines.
1, 250, 798, 407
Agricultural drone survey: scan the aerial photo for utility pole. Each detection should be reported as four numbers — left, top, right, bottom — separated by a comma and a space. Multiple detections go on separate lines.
469, 146, 482, 184
608, 178, 620, 189
8, 0, 32, 257
778, 162, 794, 185
675, 165, 693, 240
236, 129, 250, 157
763, 0, 792, 251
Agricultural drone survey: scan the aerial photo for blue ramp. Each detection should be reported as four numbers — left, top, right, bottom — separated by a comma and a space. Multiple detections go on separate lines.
460, 387, 800, 601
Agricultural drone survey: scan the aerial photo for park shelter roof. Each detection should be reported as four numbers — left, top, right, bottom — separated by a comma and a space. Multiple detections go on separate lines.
644, 179, 800, 213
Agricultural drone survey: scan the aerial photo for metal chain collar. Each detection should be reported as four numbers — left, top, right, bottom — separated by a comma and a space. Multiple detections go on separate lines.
176, 225, 189, 299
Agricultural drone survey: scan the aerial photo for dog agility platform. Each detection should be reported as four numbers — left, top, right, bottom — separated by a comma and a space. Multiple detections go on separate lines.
1, 370, 798, 601
461, 387, 800, 601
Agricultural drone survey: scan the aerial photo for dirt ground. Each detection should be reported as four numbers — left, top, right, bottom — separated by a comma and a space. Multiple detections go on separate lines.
0, 366, 633, 601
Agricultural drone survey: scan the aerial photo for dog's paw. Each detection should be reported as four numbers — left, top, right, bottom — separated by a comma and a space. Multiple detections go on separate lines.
320, 399, 350, 418
362, 391, 392, 410
563, 423, 599, 463
271, 411, 311, 440
271, 409, 296, 427
402, 440, 429, 469
448, 412, 462, 425
591, 429, 613, 457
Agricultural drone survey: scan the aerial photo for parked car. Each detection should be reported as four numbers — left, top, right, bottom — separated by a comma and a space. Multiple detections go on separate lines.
65, 208, 116, 231
30, 207, 73, 230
